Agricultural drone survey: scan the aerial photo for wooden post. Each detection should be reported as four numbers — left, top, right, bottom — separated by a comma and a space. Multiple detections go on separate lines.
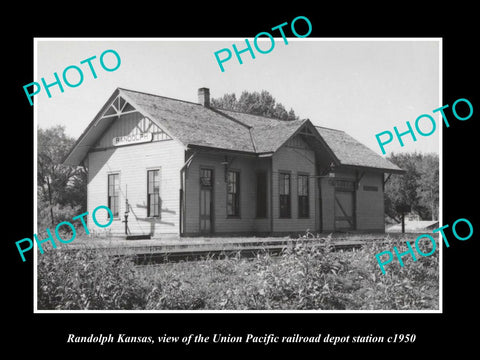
270, 157, 274, 234
124, 185, 129, 235
401, 212, 405, 234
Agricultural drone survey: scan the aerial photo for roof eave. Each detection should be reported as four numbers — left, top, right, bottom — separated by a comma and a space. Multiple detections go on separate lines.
62, 88, 190, 166
270, 119, 341, 165
187, 144, 258, 157
337, 163, 406, 174
308, 123, 342, 166
62, 88, 121, 166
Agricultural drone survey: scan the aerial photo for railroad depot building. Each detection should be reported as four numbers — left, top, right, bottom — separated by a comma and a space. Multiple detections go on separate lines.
63, 87, 403, 238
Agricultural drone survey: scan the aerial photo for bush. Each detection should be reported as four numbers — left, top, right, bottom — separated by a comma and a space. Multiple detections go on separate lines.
37, 248, 148, 310
37, 202, 82, 230
341, 236, 439, 310
247, 237, 353, 310
144, 275, 207, 310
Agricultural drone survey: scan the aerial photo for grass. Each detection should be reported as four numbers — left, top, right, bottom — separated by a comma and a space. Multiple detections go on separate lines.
37, 233, 439, 311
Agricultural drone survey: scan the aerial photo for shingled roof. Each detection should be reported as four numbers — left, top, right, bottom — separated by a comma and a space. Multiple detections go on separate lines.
315, 126, 403, 173
63, 87, 403, 174
121, 89, 255, 153
215, 108, 307, 153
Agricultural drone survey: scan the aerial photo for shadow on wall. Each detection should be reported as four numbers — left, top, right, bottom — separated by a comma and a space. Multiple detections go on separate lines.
126, 202, 176, 236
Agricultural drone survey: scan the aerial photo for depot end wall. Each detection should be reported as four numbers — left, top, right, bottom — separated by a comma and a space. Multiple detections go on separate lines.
86, 116, 184, 237
356, 172, 385, 231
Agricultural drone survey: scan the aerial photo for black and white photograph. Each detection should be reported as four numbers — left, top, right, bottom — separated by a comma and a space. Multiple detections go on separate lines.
33, 38, 441, 313
6, 7, 478, 356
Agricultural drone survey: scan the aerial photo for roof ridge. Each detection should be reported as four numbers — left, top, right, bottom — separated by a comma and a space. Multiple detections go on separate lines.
118, 87, 203, 107
120, 87, 259, 153
209, 108, 260, 151
214, 106, 304, 123
248, 128, 257, 153
315, 124, 345, 132
118, 87, 301, 124
209, 108, 252, 129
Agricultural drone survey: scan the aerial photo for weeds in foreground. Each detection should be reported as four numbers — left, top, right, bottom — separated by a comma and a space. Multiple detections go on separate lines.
38, 249, 147, 310
37, 234, 439, 310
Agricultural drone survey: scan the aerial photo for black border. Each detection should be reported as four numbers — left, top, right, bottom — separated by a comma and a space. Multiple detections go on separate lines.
7, 5, 478, 355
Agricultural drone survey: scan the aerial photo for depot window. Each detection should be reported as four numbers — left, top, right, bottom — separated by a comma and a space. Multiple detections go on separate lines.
147, 169, 161, 217
279, 172, 291, 218
227, 170, 240, 217
107, 173, 120, 218
298, 174, 309, 218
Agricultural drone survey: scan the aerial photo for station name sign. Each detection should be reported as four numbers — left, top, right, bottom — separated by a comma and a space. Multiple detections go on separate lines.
113, 133, 152, 147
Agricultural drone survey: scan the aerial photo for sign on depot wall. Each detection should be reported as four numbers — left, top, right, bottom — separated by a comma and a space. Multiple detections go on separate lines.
112, 132, 152, 147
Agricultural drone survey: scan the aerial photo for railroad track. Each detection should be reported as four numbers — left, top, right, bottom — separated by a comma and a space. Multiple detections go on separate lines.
60, 235, 417, 265
129, 238, 383, 265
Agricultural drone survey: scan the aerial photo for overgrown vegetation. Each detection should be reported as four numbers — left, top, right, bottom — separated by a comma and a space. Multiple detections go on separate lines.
38, 249, 146, 310
37, 125, 87, 229
37, 234, 439, 311
385, 152, 439, 222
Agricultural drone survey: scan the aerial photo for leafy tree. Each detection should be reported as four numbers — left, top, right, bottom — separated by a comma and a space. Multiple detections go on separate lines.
417, 153, 439, 221
37, 125, 87, 227
212, 93, 238, 111
385, 152, 439, 226
211, 90, 299, 121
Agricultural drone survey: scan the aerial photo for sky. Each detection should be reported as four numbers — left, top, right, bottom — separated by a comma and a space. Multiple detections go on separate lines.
35, 38, 441, 156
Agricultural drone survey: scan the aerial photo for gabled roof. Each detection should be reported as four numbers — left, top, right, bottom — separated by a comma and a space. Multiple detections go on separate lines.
63, 87, 403, 174
120, 89, 255, 153
215, 108, 307, 153
315, 126, 404, 173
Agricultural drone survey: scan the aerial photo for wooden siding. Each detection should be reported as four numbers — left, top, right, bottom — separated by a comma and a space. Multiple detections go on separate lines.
320, 169, 385, 232
355, 172, 385, 231
320, 176, 335, 232
272, 139, 317, 233
184, 153, 271, 235
285, 134, 309, 149
87, 112, 184, 237
94, 112, 172, 149
86, 115, 386, 236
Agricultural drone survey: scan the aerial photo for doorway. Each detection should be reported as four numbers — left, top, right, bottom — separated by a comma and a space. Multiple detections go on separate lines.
334, 189, 355, 231
199, 168, 214, 234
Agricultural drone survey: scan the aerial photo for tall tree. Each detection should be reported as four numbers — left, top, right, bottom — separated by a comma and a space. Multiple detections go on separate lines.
211, 90, 299, 121
385, 152, 439, 224
37, 125, 87, 226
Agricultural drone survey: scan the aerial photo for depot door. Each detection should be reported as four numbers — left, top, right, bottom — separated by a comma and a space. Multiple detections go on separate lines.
334, 189, 355, 231
199, 168, 214, 234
